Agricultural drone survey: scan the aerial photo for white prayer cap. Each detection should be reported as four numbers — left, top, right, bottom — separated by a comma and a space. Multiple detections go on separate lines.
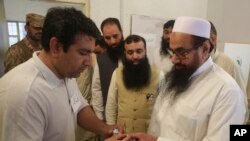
172, 16, 211, 38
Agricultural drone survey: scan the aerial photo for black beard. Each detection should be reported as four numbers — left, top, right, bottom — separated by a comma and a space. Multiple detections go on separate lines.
122, 56, 151, 90
106, 40, 124, 62
165, 65, 197, 98
160, 37, 170, 57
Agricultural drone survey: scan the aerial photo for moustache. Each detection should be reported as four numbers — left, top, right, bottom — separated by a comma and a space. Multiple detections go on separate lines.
174, 64, 187, 70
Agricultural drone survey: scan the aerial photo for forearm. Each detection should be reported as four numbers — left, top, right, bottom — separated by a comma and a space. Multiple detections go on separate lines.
91, 64, 104, 120
91, 92, 104, 120
78, 106, 109, 135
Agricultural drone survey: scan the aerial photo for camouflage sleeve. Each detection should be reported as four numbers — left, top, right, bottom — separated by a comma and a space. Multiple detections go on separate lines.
3, 45, 26, 73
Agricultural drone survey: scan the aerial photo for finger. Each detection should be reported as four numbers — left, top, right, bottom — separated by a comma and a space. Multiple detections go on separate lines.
129, 133, 141, 139
117, 125, 125, 133
122, 135, 131, 141
116, 134, 127, 140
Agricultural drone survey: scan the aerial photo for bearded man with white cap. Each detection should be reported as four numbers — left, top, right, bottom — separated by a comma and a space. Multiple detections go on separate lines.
129, 16, 248, 141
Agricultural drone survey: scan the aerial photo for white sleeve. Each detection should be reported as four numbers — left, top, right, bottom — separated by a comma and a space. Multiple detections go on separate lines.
202, 88, 246, 141
90, 63, 104, 120
105, 70, 118, 125
148, 92, 162, 136
157, 137, 173, 141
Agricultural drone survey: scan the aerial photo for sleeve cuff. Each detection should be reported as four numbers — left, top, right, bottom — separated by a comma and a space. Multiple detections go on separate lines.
157, 137, 171, 141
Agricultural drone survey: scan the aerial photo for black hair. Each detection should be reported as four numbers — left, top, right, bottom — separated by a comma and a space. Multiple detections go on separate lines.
124, 34, 146, 49
100, 17, 122, 32
95, 36, 106, 49
163, 20, 175, 29
41, 7, 101, 52
209, 21, 217, 36
192, 35, 214, 53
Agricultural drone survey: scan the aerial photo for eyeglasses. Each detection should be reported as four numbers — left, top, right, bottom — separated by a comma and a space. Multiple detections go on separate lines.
167, 43, 203, 59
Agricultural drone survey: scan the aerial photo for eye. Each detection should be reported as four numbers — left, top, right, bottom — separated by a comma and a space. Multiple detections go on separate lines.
104, 36, 111, 40
79, 50, 90, 56
136, 49, 143, 54
174, 48, 187, 56
126, 50, 134, 55
112, 34, 118, 39
178, 50, 188, 56
164, 30, 170, 35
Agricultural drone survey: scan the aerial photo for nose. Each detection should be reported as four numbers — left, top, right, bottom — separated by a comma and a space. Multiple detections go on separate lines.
36, 27, 43, 33
132, 52, 139, 60
110, 37, 116, 46
84, 54, 92, 66
166, 35, 170, 41
170, 54, 181, 64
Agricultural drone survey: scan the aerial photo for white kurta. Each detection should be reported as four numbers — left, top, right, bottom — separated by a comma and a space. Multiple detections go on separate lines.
0, 52, 88, 141
148, 57, 247, 141
211, 49, 248, 106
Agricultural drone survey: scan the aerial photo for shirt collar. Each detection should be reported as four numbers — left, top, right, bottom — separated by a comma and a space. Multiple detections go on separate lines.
190, 56, 213, 79
32, 51, 64, 88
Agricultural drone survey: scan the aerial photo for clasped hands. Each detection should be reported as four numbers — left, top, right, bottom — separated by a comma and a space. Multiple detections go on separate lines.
104, 125, 157, 141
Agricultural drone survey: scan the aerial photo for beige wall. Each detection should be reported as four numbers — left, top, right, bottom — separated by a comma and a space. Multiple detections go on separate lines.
4, 0, 84, 21
90, 0, 208, 37
207, 0, 250, 50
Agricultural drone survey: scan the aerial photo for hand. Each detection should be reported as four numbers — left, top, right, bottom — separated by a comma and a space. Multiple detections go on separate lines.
105, 134, 132, 141
103, 125, 125, 139
130, 132, 157, 141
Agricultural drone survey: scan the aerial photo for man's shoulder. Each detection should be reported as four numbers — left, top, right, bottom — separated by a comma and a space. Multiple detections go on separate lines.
216, 52, 236, 63
214, 52, 241, 74
96, 51, 108, 62
96, 50, 108, 57
211, 63, 239, 86
1, 61, 40, 92
7, 40, 26, 52
115, 66, 123, 71
10, 39, 26, 47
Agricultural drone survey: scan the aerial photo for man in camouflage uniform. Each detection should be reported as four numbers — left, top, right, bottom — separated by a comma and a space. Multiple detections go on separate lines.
4, 13, 44, 73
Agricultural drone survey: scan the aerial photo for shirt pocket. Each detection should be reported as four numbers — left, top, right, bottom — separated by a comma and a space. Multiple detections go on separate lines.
172, 101, 209, 140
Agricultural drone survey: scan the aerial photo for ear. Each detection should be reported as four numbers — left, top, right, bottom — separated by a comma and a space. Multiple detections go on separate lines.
210, 34, 217, 47
200, 40, 211, 60
202, 40, 210, 53
24, 24, 28, 32
49, 37, 63, 56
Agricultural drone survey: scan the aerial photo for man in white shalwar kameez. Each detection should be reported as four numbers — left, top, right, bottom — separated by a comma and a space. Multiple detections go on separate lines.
130, 16, 248, 141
